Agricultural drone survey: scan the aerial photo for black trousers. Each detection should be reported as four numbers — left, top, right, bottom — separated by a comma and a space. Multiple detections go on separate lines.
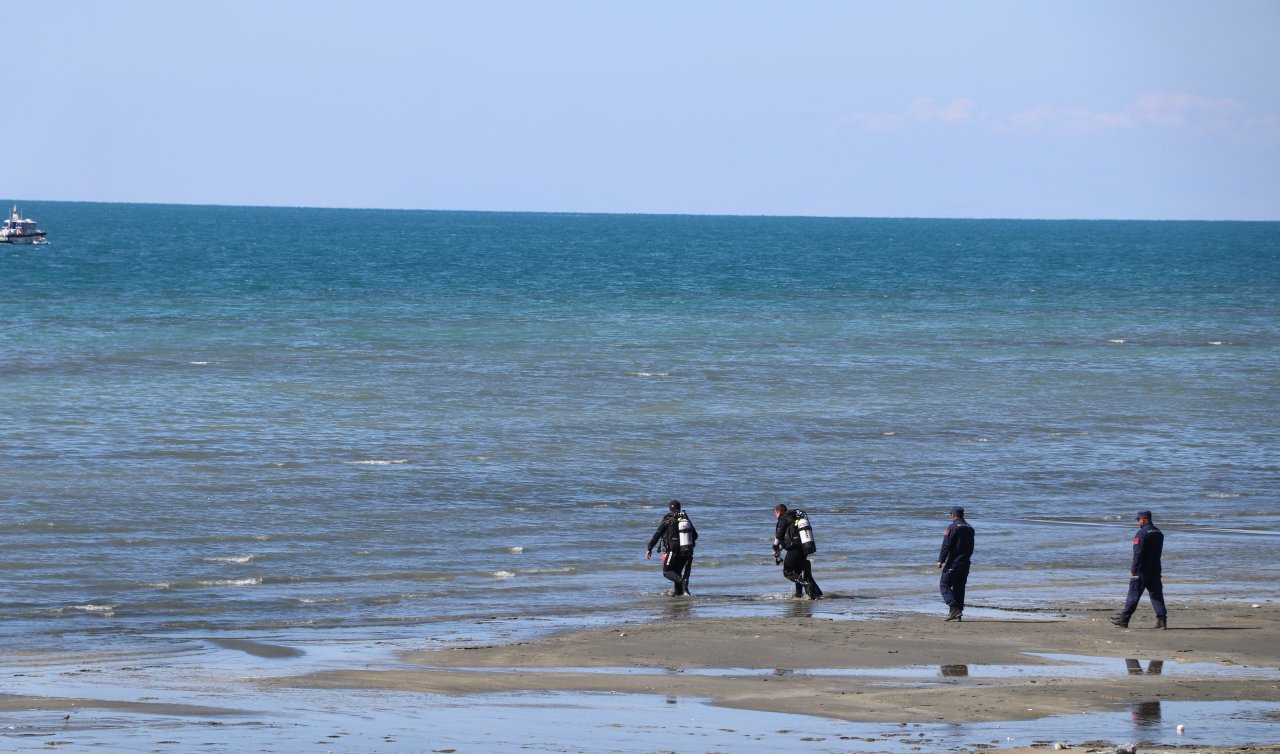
939, 562, 970, 608
662, 550, 690, 594
1122, 571, 1166, 619
782, 548, 820, 596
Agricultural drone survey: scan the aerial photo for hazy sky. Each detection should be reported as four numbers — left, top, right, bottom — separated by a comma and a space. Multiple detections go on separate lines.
9, 1, 1280, 220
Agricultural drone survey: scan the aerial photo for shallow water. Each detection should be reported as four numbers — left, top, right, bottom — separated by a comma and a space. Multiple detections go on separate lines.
2, 640, 1277, 753
2, 204, 1278, 658
6, 698, 1278, 753
437, 654, 1279, 681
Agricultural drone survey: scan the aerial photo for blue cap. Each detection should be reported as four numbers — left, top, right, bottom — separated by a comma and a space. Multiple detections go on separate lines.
949, 506, 965, 516
1136, 510, 1152, 520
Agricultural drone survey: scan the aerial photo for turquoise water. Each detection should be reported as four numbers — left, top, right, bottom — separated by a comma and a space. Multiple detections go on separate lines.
1, 202, 1278, 651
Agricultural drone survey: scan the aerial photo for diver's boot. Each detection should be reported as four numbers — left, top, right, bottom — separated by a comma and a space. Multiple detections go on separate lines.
944, 605, 962, 622
807, 582, 823, 600
794, 582, 805, 598
681, 579, 692, 597
1154, 616, 1167, 630
1109, 614, 1130, 628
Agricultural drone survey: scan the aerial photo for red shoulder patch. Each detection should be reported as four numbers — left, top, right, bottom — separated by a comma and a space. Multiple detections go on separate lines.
1134, 537, 1140, 545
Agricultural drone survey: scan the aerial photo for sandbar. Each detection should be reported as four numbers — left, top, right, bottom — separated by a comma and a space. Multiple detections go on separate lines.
283, 601, 1280, 728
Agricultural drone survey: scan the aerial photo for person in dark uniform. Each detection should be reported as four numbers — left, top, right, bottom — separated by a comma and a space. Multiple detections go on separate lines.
1110, 510, 1167, 629
646, 500, 698, 596
937, 505, 975, 621
773, 504, 822, 599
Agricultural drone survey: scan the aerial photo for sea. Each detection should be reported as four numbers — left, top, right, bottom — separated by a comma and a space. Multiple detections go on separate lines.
2, 202, 1278, 658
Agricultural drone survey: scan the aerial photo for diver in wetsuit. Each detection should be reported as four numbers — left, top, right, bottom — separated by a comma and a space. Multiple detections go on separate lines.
646, 499, 698, 596
773, 504, 822, 599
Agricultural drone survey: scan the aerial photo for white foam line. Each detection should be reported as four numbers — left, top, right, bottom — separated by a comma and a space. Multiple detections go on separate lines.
1019, 518, 1280, 536
1171, 526, 1280, 536
1019, 518, 1126, 528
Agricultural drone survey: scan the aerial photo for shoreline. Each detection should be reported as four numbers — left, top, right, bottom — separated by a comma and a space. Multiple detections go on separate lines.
2, 601, 1277, 751
280, 601, 1280, 727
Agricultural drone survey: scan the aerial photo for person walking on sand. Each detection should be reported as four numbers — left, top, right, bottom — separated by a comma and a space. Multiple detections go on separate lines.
773, 504, 822, 599
937, 505, 975, 622
1110, 510, 1167, 629
646, 500, 697, 596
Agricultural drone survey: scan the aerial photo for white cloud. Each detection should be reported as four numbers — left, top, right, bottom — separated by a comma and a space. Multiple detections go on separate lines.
1238, 114, 1280, 145
1131, 92, 1243, 124
840, 97, 981, 132
1008, 92, 1248, 134
841, 93, 1274, 145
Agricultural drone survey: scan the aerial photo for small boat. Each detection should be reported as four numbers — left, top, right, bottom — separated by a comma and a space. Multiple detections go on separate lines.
1, 204, 48, 244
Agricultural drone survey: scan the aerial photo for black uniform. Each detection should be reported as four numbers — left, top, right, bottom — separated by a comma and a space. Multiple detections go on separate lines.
1121, 521, 1166, 620
938, 515, 975, 611
773, 510, 821, 599
647, 511, 697, 595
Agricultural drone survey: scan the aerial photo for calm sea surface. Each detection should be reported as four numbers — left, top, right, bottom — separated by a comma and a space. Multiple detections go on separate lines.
2, 202, 1278, 653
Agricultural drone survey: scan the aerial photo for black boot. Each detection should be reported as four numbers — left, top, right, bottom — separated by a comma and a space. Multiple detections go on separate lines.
944, 605, 962, 622
1154, 616, 1166, 630
1109, 614, 1130, 628
681, 579, 693, 597
794, 582, 805, 598
807, 583, 823, 600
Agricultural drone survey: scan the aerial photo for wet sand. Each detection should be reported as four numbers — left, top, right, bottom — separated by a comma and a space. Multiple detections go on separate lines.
285, 601, 1280, 727
2, 602, 1277, 751
0, 694, 247, 717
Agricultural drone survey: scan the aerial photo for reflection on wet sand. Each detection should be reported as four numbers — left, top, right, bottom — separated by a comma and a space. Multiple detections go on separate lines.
1131, 700, 1162, 728
661, 598, 693, 621
940, 664, 969, 677
1125, 659, 1164, 675
784, 599, 815, 619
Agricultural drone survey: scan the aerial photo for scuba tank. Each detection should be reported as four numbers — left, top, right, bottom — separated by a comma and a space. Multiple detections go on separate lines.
676, 512, 694, 555
793, 510, 816, 555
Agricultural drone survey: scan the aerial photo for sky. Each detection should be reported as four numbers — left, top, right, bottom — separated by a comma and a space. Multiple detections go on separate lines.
8, 1, 1280, 220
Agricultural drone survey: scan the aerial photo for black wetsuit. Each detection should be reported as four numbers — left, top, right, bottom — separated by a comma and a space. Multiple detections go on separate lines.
648, 512, 697, 595
774, 511, 821, 598
938, 516, 975, 610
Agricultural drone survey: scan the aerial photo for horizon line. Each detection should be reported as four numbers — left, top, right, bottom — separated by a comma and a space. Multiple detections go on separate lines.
8, 196, 1278, 224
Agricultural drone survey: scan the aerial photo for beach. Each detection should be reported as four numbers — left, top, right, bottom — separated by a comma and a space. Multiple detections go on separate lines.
291, 601, 1280, 723
3, 600, 1277, 752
